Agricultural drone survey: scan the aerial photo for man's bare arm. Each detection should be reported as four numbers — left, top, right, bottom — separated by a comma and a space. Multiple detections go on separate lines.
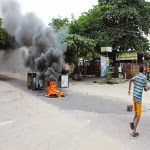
128, 79, 134, 95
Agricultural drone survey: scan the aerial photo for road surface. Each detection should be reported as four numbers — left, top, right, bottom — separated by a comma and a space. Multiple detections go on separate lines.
0, 73, 150, 150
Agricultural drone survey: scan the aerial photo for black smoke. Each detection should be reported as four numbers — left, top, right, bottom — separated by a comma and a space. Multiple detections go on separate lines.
0, 0, 67, 81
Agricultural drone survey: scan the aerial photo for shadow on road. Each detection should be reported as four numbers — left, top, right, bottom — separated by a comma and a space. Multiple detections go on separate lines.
0, 74, 132, 116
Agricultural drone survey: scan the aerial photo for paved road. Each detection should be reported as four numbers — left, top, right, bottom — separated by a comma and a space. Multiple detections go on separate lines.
0, 73, 150, 150
41, 85, 150, 150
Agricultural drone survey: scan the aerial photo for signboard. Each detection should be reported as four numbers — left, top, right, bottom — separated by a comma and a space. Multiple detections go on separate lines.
101, 47, 112, 52
116, 52, 137, 61
101, 56, 109, 77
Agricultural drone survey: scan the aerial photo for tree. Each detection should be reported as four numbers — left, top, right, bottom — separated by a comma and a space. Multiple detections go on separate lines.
65, 34, 96, 64
0, 18, 2, 27
49, 17, 69, 30
49, 17, 97, 64
65, 34, 96, 78
0, 18, 13, 50
70, 0, 150, 52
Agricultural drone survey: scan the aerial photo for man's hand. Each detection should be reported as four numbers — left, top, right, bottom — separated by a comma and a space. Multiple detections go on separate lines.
144, 86, 150, 91
128, 90, 131, 95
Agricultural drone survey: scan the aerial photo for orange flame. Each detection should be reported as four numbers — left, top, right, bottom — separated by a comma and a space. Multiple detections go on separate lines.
45, 81, 65, 98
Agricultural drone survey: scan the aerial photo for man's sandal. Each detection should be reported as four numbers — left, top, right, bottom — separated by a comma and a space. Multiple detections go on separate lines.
133, 131, 139, 137
130, 122, 134, 130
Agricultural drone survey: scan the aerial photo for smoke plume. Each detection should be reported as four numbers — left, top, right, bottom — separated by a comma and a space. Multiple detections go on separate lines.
0, 48, 29, 73
0, 0, 67, 82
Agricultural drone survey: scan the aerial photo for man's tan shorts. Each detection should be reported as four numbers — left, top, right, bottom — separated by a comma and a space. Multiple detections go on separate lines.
134, 101, 142, 117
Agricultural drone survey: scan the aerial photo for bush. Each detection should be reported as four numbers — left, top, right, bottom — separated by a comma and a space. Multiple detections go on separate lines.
103, 79, 118, 84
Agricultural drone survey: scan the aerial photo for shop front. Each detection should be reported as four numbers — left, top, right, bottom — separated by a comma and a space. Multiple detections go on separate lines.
115, 51, 150, 79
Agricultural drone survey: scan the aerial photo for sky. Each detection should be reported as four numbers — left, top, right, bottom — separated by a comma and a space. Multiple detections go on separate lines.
17, 0, 98, 26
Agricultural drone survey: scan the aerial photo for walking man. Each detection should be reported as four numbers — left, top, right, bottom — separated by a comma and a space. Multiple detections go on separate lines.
128, 66, 149, 137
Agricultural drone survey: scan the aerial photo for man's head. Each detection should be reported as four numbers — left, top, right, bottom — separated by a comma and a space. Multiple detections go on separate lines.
139, 66, 144, 73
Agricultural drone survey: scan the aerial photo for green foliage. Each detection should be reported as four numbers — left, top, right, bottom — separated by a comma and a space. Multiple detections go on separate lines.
64, 34, 96, 64
105, 69, 114, 79
103, 59, 117, 84
105, 59, 114, 78
70, 0, 150, 52
0, 18, 2, 27
103, 78, 117, 84
49, 17, 69, 30
0, 25, 13, 49
48, 17, 97, 64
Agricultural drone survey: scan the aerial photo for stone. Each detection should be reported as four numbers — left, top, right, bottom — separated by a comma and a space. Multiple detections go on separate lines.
127, 105, 133, 111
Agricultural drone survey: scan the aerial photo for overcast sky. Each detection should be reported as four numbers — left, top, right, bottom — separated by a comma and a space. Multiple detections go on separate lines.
17, 0, 98, 25
3, 0, 150, 27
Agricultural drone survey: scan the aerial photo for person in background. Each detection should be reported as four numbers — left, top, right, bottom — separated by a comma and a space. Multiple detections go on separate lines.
148, 66, 150, 81
128, 66, 149, 137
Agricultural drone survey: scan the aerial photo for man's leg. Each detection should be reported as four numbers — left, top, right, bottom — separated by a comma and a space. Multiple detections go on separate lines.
133, 115, 140, 132
130, 101, 137, 130
130, 112, 137, 130
132, 102, 141, 137
133, 112, 137, 122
